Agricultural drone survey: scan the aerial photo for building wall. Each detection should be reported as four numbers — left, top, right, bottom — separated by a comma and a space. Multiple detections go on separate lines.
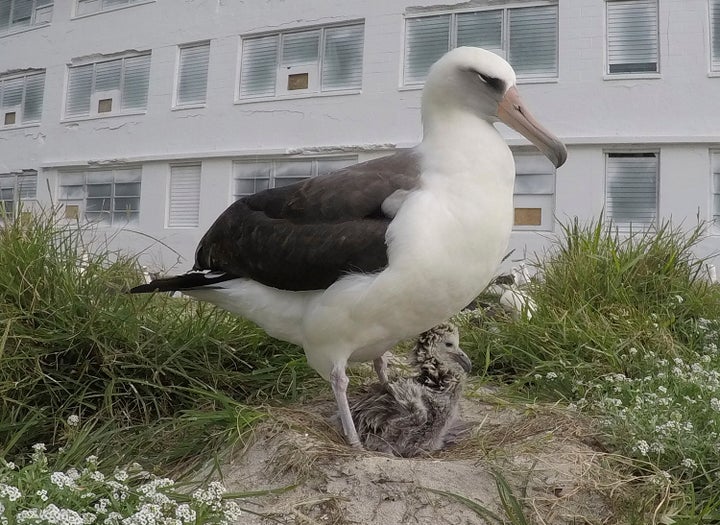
1, 0, 719, 273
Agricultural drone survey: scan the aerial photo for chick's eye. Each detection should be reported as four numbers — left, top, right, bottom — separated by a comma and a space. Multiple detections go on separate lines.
478, 73, 504, 92
445, 342, 454, 348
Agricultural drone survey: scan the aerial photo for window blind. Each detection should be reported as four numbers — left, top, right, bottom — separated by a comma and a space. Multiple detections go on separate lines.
509, 5, 558, 78
606, 153, 658, 229
240, 35, 279, 98
712, 0, 720, 72
322, 24, 364, 91
456, 10, 502, 53
168, 164, 201, 228
1, 72, 45, 125
404, 15, 451, 84
176, 42, 210, 106
607, 0, 659, 74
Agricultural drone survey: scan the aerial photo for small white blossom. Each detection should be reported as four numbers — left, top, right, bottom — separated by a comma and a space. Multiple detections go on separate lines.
633, 440, 650, 456
67, 414, 80, 427
113, 469, 128, 482
0, 483, 22, 501
32, 443, 46, 452
712, 398, 720, 412
36, 489, 49, 501
545, 372, 558, 380
681, 458, 698, 469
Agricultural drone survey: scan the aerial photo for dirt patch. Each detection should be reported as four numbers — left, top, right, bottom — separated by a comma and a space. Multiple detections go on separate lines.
219, 385, 621, 524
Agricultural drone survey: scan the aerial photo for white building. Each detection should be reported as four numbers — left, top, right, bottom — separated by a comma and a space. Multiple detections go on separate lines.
1, 0, 719, 273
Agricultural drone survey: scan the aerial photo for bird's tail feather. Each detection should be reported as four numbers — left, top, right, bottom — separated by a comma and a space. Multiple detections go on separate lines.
129, 272, 235, 293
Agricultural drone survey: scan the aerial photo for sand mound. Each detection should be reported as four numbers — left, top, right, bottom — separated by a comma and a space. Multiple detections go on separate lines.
219, 387, 619, 524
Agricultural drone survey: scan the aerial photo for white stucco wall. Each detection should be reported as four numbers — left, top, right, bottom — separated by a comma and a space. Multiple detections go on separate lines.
1, 0, 719, 272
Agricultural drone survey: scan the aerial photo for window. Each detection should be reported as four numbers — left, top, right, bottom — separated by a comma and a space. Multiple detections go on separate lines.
712, 151, 720, 223
606, 0, 659, 74
233, 156, 357, 199
606, 152, 658, 230
0, 71, 45, 127
175, 42, 210, 107
712, 0, 720, 72
0, 170, 37, 218
512, 153, 556, 231
59, 168, 141, 226
239, 22, 364, 99
167, 164, 201, 228
65, 53, 151, 119
403, 3, 558, 85
76, 0, 147, 16
0, 0, 53, 35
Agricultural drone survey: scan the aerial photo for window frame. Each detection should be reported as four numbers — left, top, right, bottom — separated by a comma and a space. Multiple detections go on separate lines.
0, 170, 38, 220
58, 167, 142, 227
231, 156, 358, 201
401, 1, 559, 88
236, 21, 365, 102
0, 0, 53, 37
0, 70, 45, 128
604, 150, 660, 231
605, 0, 661, 79
73, 0, 154, 18
63, 52, 151, 121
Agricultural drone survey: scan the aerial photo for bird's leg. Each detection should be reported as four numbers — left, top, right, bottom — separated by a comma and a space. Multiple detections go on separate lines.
373, 354, 389, 385
330, 364, 362, 449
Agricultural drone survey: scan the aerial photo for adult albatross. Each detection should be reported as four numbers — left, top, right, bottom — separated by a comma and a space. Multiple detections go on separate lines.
130, 47, 567, 448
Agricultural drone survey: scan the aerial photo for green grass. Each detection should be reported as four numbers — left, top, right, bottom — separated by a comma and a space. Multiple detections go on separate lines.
459, 217, 720, 521
0, 210, 317, 471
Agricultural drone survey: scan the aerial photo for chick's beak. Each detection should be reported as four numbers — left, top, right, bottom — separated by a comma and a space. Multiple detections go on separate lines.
452, 349, 473, 374
497, 86, 567, 168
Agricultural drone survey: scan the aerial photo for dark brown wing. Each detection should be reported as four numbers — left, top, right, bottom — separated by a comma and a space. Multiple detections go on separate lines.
193, 149, 422, 291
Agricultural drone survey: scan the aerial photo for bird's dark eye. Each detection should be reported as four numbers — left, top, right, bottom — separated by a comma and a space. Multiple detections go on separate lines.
478, 73, 504, 92
445, 342, 453, 348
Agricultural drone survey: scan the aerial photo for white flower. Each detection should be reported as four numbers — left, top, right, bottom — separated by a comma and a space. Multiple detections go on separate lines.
545, 372, 558, 380
681, 458, 698, 469
32, 443, 46, 452
86, 455, 99, 466
674, 295, 684, 304
629, 347, 638, 355
68, 414, 80, 427
712, 398, 720, 412
36, 489, 49, 501
0, 484, 22, 501
2, 461, 16, 470
176, 504, 196, 523
113, 469, 128, 482
633, 440, 650, 456
90, 471, 106, 482
50, 471, 79, 490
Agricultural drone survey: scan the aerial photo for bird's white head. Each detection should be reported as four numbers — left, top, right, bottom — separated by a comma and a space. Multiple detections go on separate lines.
422, 47, 567, 168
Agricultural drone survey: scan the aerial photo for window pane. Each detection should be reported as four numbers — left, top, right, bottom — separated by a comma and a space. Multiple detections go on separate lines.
61, 184, 84, 199
322, 25, 364, 91
404, 15, 450, 83
11, 0, 32, 26
66, 64, 93, 117
87, 184, 112, 198
712, 0, 720, 71
113, 197, 139, 211
22, 72, 45, 122
240, 35, 279, 98
456, 10, 502, 53
168, 164, 201, 227
607, 0, 659, 73
177, 43, 210, 105
121, 55, 150, 111
235, 177, 269, 196
509, 6, 558, 77
282, 30, 320, 65
114, 182, 140, 196
606, 153, 658, 226
0, 1, 10, 33
95, 60, 122, 92
514, 173, 555, 195
316, 157, 357, 176
2, 77, 23, 107
275, 161, 312, 181
86, 198, 111, 211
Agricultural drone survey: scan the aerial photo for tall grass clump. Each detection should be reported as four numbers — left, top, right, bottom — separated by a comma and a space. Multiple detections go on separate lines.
461, 217, 720, 519
0, 210, 316, 468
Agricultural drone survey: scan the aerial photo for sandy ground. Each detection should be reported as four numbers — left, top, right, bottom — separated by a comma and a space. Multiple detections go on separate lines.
218, 384, 618, 525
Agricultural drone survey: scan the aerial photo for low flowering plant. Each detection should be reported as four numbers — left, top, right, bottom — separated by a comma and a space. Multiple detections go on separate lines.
0, 446, 244, 525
